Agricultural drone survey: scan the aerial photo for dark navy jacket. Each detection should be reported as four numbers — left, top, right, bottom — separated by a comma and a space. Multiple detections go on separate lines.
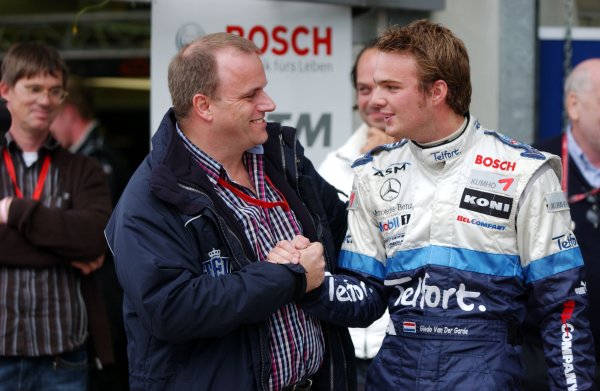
105, 109, 355, 391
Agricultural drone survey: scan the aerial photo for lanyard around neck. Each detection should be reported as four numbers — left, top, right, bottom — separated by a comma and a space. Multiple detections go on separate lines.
2, 148, 51, 201
561, 132, 600, 204
217, 175, 291, 212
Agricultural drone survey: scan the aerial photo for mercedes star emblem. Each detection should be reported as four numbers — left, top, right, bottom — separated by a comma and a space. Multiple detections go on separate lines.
380, 178, 401, 201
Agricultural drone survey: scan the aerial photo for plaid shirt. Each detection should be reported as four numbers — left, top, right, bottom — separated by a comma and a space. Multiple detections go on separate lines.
178, 128, 324, 390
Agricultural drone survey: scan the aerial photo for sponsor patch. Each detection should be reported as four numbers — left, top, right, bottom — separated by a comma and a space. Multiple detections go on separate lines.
575, 281, 587, 295
431, 148, 461, 162
545, 191, 569, 213
456, 215, 507, 231
202, 248, 231, 277
474, 154, 517, 171
403, 321, 417, 333
385, 273, 487, 312
560, 300, 578, 388
552, 232, 578, 251
372, 162, 410, 177
347, 190, 358, 210
459, 188, 513, 219
372, 203, 413, 218
467, 169, 516, 196
378, 214, 411, 232
379, 178, 401, 201
384, 233, 406, 248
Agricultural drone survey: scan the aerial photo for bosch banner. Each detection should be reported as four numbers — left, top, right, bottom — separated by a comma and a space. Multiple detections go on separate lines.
151, 0, 352, 165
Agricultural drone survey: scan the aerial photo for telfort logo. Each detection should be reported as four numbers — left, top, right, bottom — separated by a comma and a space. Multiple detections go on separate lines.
387, 273, 486, 312
459, 188, 513, 219
432, 148, 461, 162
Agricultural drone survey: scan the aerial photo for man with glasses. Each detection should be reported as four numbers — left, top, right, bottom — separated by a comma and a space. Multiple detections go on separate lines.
522, 58, 600, 389
0, 42, 112, 390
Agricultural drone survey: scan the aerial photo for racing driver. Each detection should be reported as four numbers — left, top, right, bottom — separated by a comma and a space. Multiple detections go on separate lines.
291, 19, 597, 390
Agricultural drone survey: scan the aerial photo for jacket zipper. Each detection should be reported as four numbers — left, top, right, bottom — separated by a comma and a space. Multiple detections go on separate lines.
177, 182, 249, 270
178, 182, 270, 389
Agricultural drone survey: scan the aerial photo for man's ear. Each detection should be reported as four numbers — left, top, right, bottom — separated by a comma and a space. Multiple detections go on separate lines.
430, 79, 448, 106
566, 92, 579, 122
192, 93, 212, 121
0, 82, 10, 101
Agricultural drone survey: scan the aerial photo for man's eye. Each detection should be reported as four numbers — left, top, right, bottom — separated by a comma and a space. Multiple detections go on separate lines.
28, 86, 43, 93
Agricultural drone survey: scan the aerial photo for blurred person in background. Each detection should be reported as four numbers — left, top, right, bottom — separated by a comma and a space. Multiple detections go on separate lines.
318, 40, 394, 201
318, 41, 393, 391
0, 41, 112, 390
51, 78, 131, 391
521, 57, 600, 390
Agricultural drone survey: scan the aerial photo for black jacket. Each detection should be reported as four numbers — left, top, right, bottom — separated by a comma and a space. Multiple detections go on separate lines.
535, 134, 600, 358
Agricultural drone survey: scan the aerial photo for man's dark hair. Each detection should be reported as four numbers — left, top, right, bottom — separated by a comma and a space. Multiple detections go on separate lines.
377, 19, 471, 115
350, 39, 378, 90
1, 41, 68, 89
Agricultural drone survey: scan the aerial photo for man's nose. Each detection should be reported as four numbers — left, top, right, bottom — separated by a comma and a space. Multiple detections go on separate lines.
258, 91, 276, 112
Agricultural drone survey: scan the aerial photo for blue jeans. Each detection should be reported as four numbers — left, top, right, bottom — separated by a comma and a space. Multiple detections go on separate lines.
0, 345, 88, 391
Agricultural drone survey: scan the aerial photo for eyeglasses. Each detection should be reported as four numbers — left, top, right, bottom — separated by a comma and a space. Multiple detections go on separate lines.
20, 84, 68, 104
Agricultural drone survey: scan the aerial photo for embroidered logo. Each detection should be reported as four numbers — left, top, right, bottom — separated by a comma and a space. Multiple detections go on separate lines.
202, 248, 231, 277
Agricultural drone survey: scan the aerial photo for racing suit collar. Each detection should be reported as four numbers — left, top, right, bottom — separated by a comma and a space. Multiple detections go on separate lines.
408, 114, 478, 169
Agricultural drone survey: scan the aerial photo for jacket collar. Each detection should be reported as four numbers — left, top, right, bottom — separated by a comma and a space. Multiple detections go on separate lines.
408, 113, 478, 169
1, 130, 60, 153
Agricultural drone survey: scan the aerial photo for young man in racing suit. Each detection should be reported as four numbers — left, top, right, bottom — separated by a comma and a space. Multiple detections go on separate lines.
276, 19, 596, 390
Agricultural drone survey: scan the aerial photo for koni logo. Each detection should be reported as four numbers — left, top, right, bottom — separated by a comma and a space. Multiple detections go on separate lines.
459, 188, 513, 219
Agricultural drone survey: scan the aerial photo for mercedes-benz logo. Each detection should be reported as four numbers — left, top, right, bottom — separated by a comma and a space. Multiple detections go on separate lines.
380, 178, 401, 201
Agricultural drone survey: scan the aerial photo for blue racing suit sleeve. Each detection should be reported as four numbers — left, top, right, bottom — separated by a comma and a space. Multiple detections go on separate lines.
519, 165, 596, 390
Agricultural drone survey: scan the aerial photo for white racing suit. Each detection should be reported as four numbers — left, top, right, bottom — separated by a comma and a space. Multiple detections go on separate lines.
300, 115, 596, 390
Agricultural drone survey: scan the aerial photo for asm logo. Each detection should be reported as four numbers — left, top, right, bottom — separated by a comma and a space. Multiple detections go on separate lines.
372, 162, 410, 177
459, 188, 513, 219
